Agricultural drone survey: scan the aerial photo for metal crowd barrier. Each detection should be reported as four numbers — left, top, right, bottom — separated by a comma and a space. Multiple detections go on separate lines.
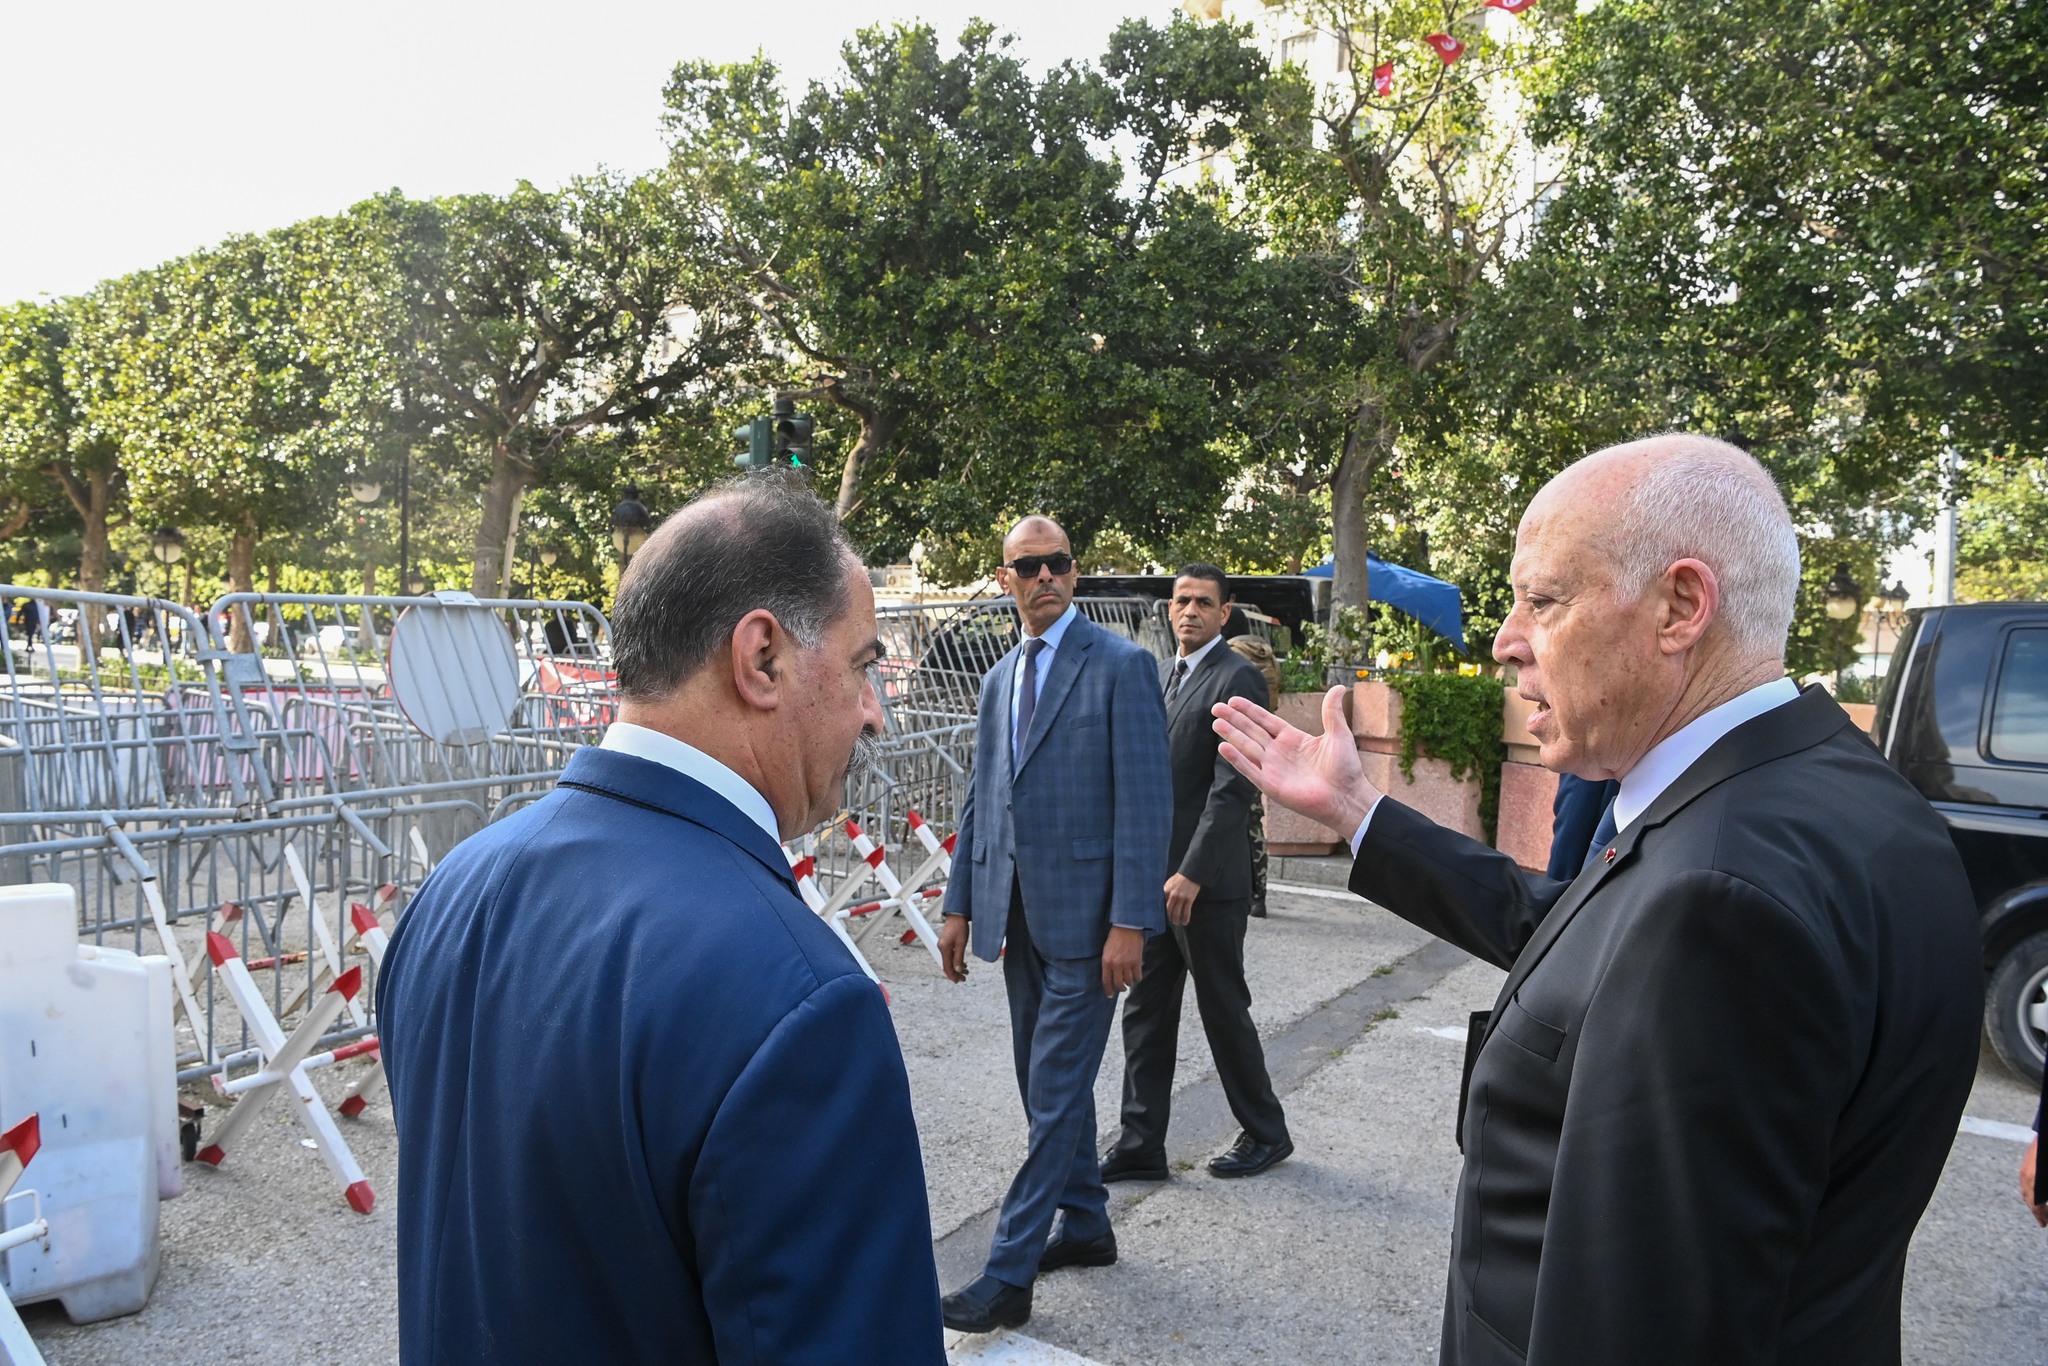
0, 584, 1174, 1081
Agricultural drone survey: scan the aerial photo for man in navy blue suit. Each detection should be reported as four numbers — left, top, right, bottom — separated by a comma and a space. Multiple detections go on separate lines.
936, 516, 1172, 1333
376, 474, 944, 1364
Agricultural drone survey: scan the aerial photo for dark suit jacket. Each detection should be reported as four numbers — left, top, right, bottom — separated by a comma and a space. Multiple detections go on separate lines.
376, 746, 944, 1365
945, 611, 1172, 962
1163, 643, 1268, 903
1352, 686, 1978, 1365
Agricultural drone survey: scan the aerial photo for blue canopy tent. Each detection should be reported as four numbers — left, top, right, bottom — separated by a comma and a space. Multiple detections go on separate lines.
1303, 554, 1467, 653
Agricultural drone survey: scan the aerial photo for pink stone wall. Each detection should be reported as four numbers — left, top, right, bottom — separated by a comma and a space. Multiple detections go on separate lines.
1496, 761, 1559, 872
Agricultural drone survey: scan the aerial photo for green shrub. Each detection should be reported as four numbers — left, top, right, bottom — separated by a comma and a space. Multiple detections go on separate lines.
1384, 672, 1506, 841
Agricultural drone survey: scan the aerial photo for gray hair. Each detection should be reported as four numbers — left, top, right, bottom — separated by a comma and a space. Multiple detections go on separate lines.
1602, 434, 1801, 659
611, 472, 857, 700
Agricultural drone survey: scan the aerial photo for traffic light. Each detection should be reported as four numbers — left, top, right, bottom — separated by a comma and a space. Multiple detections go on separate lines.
772, 396, 815, 469
731, 415, 772, 471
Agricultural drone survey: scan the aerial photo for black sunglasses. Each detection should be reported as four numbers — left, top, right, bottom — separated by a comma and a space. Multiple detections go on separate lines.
1004, 552, 1075, 578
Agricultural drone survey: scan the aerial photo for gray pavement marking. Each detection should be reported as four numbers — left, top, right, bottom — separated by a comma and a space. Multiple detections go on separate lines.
932, 933, 1471, 1290
949, 1329, 1111, 1364
1263, 880, 1363, 901
1959, 1116, 2034, 1144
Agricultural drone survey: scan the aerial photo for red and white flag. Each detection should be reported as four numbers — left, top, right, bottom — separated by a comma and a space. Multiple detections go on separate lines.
1425, 33, 1466, 63
1484, 0, 1538, 11
1372, 62, 1394, 96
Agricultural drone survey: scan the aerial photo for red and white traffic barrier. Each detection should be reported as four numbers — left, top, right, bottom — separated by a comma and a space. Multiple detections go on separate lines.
0, 1114, 51, 1366
785, 847, 880, 983
336, 900, 395, 1119
841, 819, 942, 966
196, 933, 376, 1214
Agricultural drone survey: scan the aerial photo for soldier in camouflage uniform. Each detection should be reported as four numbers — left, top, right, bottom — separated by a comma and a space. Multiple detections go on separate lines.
1226, 634, 1282, 918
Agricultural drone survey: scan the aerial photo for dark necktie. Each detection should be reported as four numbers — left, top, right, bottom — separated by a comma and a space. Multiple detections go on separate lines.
1014, 637, 1045, 759
1165, 657, 1189, 704
1581, 797, 1620, 872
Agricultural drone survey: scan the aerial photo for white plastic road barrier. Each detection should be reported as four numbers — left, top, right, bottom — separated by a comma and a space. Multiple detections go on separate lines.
337, 901, 394, 1119
0, 1116, 50, 1366
841, 820, 942, 967
0, 884, 177, 1325
785, 849, 881, 983
905, 808, 956, 875
196, 933, 376, 1214
277, 846, 370, 1030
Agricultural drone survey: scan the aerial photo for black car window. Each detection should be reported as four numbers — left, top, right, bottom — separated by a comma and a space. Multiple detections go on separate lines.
1989, 629, 2048, 764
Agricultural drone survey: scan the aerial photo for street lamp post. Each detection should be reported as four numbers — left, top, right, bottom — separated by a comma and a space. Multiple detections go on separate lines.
611, 486, 653, 568
1822, 563, 1863, 692
1870, 580, 1910, 682
149, 526, 185, 601
350, 477, 381, 597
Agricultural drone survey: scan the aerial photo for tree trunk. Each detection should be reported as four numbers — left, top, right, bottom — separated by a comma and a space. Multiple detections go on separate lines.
471, 443, 531, 596
498, 483, 524, 599
226, 511, 259, 654
831, 403, 900, 524
0, 497, 31, 540
1329, 400, 1388, 664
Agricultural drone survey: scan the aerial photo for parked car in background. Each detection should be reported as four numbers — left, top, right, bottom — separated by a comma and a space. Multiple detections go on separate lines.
1873, 602, 2048, 1079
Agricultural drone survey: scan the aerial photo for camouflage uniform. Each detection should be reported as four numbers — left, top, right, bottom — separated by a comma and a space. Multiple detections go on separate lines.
1227, 636, 1283, 918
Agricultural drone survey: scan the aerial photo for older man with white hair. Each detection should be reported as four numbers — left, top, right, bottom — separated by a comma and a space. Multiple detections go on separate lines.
1213, 434, 1979, 1365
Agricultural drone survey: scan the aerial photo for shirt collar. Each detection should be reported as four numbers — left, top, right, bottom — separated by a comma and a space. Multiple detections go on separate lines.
1025, 601, 1080, 650
598, 722, 781, 846
1612, 676, 1800, 831
1176, 633, 1224, 671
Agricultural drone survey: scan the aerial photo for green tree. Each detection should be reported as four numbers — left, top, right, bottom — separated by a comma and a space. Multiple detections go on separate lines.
1959, 456, 2048, 601
101, 228, 351, 649
1220, 0, 1569, 641
0, 298, 130, 594
340, 175, 757, 596
666, 18, 1307, 561
1492, 0, 2047, 544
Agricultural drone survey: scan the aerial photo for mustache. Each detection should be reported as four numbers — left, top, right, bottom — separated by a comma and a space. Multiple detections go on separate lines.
844, 730, 882, 782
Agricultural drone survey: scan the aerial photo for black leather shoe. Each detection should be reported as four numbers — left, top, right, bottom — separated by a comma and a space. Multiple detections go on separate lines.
942, 1274, 1032, 1333
1208, 1132, 1293, 1178
1099, 1146, 1169, 1183
1039, 1228, 1117, 1273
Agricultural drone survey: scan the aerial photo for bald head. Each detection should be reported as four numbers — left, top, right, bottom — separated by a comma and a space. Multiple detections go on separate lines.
1529, 434, 1799, 663
1003, 516, 1069, 558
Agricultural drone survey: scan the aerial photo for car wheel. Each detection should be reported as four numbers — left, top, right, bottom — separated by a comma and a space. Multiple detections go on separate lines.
1986, 929, 2048, 1082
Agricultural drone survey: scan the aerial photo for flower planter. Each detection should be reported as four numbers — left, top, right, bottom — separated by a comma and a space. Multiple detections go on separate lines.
1349, 680, 1485, 843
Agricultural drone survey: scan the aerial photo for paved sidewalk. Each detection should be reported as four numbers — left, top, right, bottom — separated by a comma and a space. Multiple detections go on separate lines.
18, 880, 2047, 1364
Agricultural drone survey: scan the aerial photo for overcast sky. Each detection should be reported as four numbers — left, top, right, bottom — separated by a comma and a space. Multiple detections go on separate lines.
2, 0, 1165, 302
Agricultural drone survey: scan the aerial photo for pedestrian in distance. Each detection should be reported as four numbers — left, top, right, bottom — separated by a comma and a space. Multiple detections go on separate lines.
937, 516, 1173, 1334
377, 473, 944, 1365
1103, 563, 1292, 1184
1211, 434, 1980, 1365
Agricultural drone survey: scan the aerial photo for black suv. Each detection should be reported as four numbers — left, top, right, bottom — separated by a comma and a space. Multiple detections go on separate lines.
1873, 602, 2048, 1079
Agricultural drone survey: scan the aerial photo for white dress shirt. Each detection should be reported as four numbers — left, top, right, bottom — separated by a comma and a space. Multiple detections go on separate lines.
1350, 676, 1801, 854
599, 721, 781, 845
1010, 602, 1080, 756
1169, 632, 1225, 692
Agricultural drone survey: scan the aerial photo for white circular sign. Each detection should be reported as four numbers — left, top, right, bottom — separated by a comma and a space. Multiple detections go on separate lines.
387, 599, 521, 747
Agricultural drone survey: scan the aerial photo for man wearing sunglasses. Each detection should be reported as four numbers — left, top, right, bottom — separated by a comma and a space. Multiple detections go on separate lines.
938, 516, 1172, 1334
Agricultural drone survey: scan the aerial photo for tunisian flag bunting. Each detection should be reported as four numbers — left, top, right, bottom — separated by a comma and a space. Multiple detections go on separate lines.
1424, 33, 1466, 63
1483, 0, 1538, 11
1372, 62, 1394, 96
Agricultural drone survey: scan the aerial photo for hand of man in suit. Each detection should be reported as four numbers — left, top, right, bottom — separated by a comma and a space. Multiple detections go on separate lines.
939, 913, 970, 984
1164, 873, 1201, 926
1102, 925, 1145, 996
1211, 686, 1383, 837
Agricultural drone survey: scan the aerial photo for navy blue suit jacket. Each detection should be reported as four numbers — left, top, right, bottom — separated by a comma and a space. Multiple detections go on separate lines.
376, 746, 944, 1365
943, 611, 1172, 962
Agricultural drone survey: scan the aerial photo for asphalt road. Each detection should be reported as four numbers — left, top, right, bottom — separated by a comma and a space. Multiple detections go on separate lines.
17, 867, 2048, 1364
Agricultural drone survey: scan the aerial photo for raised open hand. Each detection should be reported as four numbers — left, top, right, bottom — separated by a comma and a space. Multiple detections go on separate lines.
1211, 686, 1383, 841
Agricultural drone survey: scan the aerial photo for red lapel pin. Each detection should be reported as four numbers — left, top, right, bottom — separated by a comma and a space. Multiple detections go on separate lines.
1603, 847, 1616, 864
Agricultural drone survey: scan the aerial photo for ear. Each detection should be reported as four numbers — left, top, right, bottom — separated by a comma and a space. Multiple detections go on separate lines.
1657, 558, 1720, 656
729, 609, 785, 712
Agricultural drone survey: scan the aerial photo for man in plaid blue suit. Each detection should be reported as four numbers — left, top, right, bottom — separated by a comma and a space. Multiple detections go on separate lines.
937, 516, 1172, 1334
